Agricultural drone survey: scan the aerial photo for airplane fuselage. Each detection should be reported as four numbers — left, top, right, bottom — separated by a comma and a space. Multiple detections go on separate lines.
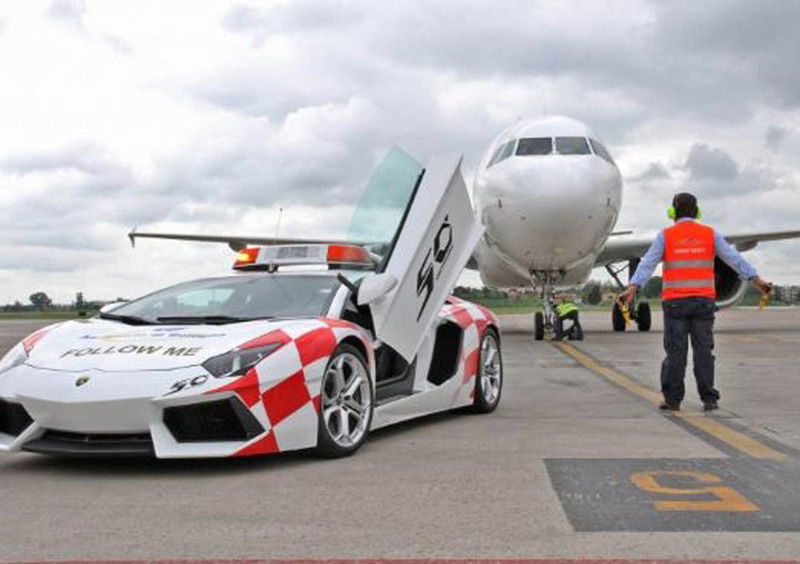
473, 116, 623, 288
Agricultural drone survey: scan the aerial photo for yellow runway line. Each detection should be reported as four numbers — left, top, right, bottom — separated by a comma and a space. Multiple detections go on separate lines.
553, 341, 786, 461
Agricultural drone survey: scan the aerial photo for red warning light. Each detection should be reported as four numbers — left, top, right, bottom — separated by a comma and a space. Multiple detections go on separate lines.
233, 248, 260, 269
326, 245, 370, 264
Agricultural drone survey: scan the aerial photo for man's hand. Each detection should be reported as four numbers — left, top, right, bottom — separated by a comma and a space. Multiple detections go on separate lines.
751, 276, 772, 295
618, 283, 638, 302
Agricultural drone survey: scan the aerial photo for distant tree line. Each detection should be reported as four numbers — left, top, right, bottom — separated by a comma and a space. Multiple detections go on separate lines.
454, 276, 799, 308
3, 281, 797, 314
1, 291, 120, 313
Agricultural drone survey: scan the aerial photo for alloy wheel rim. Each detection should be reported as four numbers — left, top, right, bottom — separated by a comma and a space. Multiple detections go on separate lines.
322, 352, 371, 447
479, 334, 501, 404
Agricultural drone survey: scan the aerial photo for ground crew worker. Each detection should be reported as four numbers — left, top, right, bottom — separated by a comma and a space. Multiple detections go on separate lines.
618, 192, 771, 412
554, 294, 583, 341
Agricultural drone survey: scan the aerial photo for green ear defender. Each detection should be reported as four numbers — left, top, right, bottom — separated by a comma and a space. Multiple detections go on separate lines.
667, 204, 702, 220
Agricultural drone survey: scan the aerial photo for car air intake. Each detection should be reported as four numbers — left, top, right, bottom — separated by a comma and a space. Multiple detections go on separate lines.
163, 398, 263, 443
24, 430, 154, 457
0, 399, 34, 437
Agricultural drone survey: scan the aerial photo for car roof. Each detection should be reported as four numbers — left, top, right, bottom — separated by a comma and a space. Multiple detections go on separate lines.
217, 268, 366, 281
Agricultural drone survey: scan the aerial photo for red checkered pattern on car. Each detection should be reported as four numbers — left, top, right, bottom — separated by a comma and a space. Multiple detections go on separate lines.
441, 298, 499, 405
204, 318, 371, 457
22, 324, 60, 354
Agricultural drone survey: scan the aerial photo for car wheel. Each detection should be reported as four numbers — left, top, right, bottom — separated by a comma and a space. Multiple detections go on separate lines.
534, 312, 545, 341
472, 329, 503, 413
316, 343, 373, 458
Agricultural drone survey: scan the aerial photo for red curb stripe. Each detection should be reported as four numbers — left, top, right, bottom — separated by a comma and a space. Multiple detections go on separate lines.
11, 560, 800, 564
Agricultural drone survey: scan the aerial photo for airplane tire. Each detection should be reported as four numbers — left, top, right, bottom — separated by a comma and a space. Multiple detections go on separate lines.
612, 302, 626, 332
534, 312, 545, 341
636, 302, 652, 332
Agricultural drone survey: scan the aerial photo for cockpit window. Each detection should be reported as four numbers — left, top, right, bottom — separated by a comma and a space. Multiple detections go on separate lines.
555, 137, 590, 155
516, 138, 552, 156
487, 144, 505, 168
589, 138, 616, 165
487, 139, 516, 168
499, 140, 515, 161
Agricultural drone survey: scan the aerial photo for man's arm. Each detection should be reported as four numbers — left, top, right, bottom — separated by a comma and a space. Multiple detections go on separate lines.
714, 231, 772, 293
619, 232, 664, 300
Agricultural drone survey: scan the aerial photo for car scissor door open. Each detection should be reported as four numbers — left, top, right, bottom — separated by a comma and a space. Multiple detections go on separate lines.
348, 148, 483, 362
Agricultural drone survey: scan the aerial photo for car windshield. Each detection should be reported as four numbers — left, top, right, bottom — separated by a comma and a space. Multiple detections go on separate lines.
347, 146, 424, 258
105, 275, 340, 324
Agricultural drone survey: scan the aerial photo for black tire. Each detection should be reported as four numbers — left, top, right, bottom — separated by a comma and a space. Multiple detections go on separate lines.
471, 329, 503, 413
636, 301, 652, 332
612, 302, 626, 332
315, 343, 373, 458
534, 312, 545, 341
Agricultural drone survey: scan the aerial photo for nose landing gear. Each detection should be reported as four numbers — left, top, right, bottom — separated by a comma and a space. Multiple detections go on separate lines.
532, 273, 573, 341
533, 311, 553, 341
534, 311, 546, 341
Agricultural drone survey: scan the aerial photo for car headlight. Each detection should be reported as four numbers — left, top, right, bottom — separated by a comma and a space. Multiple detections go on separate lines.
0, 326, 57, 376
0, 342, 27, 375
202, 342, 282, 378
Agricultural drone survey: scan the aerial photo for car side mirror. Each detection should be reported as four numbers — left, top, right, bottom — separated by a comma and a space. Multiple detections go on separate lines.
356, 273, 398, 306
99, 301, 128, 314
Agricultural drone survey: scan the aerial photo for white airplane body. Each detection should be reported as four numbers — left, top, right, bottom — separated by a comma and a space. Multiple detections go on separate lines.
472, 116, 622, 289
130, 115, 800, 337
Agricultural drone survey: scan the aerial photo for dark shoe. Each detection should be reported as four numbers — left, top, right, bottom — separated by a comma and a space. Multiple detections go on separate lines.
703, 401, 719, 412
659, 402, 680, 411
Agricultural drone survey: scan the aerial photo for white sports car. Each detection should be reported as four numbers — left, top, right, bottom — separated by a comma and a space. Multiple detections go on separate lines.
0, 152, 503, 458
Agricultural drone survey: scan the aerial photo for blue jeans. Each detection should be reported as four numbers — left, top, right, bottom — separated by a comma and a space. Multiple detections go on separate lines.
661, 297, 720, 405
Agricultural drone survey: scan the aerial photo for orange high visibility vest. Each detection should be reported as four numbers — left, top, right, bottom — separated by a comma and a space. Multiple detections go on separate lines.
662, 221, 716, 301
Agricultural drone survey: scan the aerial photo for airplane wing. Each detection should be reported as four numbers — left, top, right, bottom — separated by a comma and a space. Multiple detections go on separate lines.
596, 229, 800, 266
128, 228, 373, 251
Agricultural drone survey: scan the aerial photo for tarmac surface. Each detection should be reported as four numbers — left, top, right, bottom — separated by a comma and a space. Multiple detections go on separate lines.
1, 309, 800, 561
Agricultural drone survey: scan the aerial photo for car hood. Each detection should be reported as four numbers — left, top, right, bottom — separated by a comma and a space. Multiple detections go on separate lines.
24, 318, 296, 373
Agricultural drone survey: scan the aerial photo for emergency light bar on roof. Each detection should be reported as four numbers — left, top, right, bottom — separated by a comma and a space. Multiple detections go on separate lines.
233, 244, 374, 271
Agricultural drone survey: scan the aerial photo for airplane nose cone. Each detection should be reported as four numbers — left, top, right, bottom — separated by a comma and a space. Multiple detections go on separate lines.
478, 156, 621, 272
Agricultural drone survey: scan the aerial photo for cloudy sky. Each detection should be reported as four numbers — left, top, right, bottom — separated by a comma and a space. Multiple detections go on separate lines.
1, 0, 799, 304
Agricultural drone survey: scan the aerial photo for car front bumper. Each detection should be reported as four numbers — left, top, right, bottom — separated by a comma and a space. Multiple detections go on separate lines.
0, 365, 273, 458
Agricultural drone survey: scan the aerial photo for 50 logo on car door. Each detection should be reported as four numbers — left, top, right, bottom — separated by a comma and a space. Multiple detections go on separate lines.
416, 215, 454, 321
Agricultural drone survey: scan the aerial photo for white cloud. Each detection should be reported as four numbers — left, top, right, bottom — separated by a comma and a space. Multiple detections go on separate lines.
1, 0, 799, 305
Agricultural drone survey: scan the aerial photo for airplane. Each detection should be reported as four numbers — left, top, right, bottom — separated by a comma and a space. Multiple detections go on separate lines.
129, 116, 800, 340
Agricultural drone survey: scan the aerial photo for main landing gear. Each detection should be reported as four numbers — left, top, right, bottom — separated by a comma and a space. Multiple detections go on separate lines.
607, 261, 651, 333
612, 299, 651, 332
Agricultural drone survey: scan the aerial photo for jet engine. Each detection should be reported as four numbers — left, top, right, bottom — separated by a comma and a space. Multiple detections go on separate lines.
714, 257, 748, 309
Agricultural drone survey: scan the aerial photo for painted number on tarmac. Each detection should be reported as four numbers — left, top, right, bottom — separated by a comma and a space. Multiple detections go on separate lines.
630, 470, 760, 512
